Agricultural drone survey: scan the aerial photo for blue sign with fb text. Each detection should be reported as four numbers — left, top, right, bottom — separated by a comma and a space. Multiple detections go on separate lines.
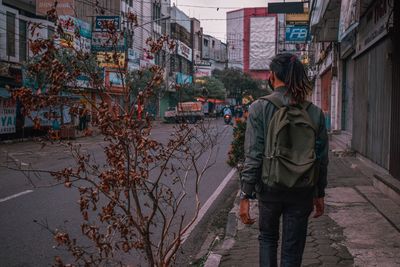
285, 25, 309, 42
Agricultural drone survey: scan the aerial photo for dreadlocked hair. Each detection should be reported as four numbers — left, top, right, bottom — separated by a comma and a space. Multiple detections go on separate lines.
270, 53, 312, 104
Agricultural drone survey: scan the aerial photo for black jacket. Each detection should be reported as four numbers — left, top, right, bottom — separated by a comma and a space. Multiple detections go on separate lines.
240, 87, 329, 202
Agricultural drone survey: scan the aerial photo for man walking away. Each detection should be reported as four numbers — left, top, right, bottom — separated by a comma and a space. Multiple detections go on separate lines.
239, 53, 328, 267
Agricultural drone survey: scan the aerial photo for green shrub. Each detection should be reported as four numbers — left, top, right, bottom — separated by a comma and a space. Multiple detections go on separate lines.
227, 119, 247, 168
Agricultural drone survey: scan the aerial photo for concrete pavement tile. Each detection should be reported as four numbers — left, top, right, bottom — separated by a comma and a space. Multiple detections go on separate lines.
337, 259, 354, 266
302, 252, 319, 259
318, 255, 340, 264
301, 258, 321, 266
314, 238, 332, 245
305, 241, 318, 247
303, 246, 318, 253
316, 246, 337, 256
335, 249, 353, 260
204, 253, 222, 267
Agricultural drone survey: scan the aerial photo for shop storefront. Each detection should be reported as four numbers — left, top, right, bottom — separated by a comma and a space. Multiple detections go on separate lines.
353, 0, 393, 169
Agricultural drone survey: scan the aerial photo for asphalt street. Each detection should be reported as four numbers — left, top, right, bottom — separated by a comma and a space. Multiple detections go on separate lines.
0, 118, 235, 266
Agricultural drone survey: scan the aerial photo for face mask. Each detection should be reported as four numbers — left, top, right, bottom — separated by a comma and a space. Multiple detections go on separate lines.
268, 78, 274, 90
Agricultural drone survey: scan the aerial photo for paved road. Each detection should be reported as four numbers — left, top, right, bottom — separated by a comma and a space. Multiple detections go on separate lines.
0, 119, 234, 266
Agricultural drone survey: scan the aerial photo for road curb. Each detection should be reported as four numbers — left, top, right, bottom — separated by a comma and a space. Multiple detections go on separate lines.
203, 190, 241, 266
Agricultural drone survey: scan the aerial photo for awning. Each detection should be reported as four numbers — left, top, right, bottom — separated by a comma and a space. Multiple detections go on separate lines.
196, 97, 225, 104
0, 87, 11, 98
310, 0, 341, 42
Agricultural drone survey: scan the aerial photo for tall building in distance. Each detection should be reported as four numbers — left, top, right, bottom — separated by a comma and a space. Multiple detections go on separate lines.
226, 8, 277, 81
201, 34, 227, 71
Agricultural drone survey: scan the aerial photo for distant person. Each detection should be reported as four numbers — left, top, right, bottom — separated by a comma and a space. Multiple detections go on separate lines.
239, 53, 329, 267
223, 105, 232, 116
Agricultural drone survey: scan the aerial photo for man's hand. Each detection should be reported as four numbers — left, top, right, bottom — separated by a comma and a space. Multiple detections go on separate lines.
313, 197, 324, 218
239, 199, 256, 225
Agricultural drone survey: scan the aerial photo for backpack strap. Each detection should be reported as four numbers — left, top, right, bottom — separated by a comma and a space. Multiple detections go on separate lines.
259, 95, 284, 108
300, 100, 312, 110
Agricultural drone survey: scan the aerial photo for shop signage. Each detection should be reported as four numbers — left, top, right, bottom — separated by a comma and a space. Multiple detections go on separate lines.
96, 52, 125, 69
194, 65, 212, 78
176, 40, 192, 62
356, 0, 393, 55
36, 0, 74, 16
286, 8, 309, 24
58, 16, 92, 52
91, 32, 125, 51
128, 48, 140, 61
176, 73, 192, 84
338, 0, 359, 41
285, 25, 309, 42
107, 72, 125, 87
0, 98, 16, 134
140, 52, 155, 68
127, 49, 140, 70
128, 62, 140, 71
269, 2, 304, 14
95, 16, 120, 32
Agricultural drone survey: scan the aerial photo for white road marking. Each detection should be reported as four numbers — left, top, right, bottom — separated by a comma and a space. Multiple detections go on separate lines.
182, 168, 237, 243
0, 190, 34, 203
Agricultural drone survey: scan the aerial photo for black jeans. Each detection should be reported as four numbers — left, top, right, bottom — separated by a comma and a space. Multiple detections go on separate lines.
258, 198, 313, 267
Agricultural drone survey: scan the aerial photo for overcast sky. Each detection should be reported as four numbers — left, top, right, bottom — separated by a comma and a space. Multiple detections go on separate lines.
170, 0, 297, 42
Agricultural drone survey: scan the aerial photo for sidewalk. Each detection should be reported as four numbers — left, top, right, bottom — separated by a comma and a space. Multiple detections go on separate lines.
208, 139, 400, 267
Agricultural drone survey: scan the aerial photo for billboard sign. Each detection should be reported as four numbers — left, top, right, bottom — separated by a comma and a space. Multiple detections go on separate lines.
36, 0, 74, 16
0, 98, 16, 134
95, 16, 120, 32
285, 25, 309, 42
91, 32, 125, 51
249, 16, 276, 70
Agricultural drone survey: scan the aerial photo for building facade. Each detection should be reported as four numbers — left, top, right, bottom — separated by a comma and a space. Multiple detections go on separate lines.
226, 8, 277, 81
0, 0, 175, 138
310, 0, 400, 182
201, 34, 227, 71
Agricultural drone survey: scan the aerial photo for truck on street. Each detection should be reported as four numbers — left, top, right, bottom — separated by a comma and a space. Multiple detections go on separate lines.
164, 102, 204, 123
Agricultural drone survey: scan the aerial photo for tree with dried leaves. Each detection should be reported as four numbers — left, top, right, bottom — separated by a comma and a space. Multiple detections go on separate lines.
9, 6, 222, 266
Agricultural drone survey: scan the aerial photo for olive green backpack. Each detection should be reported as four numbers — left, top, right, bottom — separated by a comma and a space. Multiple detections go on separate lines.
261, 95, 319, 189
